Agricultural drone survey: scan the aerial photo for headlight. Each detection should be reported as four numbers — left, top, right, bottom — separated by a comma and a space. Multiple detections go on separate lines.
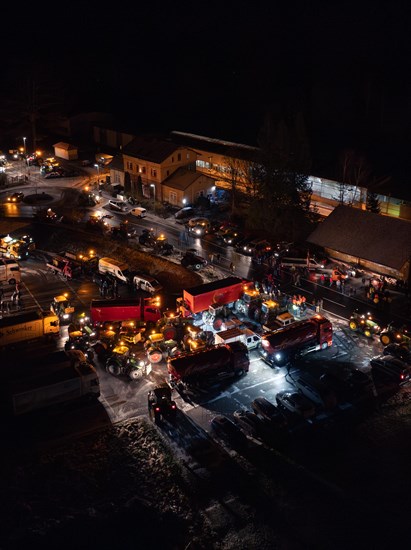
63, 314, 69, 319
275, 353, 282, 361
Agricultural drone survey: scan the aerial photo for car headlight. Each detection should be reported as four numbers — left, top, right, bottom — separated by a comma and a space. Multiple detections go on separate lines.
63, 314, 69, 319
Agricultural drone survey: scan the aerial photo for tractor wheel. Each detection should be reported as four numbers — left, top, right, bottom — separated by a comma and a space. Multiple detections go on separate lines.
364, 328, 372, 338
128, 368, 142, 380
106, 362, 121, 376
194, 263, 202, 271
213, 317, 224, 331
162, 325, 177, 341
380, 333, 392, 346
349, 320, 358, 331
147, 348, 163, 363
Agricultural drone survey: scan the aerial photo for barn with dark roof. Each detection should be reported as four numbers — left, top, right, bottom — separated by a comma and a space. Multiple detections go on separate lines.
307, 205, 411, 282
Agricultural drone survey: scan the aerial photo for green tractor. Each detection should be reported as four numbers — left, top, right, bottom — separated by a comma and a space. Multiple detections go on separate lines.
379, 323, 411, 346
105, 345, 151, 380
348, 310, 381, 338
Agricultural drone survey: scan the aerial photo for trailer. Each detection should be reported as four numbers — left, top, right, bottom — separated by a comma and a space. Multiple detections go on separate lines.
0, 310, 60, 349
176, 277, 253, 329
1, 350, 100, 415
168, 342, 249, 388
90, 298, 162, 325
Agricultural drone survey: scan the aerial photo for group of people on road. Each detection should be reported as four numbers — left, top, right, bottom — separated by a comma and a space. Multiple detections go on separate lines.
0, 282, 22, 316
99, 276, 119, 299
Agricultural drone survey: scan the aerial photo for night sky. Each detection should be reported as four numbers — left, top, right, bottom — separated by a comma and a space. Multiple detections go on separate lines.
2, 2, 411, 196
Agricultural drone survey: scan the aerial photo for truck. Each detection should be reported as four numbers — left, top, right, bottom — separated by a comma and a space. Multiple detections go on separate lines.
176, 277, 251, 330
0, 234, 34, 260
259, 314, 333, 367
1, 350, 100, 416
167, 341, 250, 388
90, 297, 162, 326
0, 257, 21, 285
214, 327, 261, 351
0, 310, 60, 349
46, 254, 83, 279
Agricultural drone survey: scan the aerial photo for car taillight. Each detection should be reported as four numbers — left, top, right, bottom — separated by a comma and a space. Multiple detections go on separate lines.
155, 407, 160, 412
171, 404, 176, 409
400, 374, 405, 380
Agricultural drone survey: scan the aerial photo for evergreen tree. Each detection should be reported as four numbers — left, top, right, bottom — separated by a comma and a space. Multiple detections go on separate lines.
366, 191, 381, 213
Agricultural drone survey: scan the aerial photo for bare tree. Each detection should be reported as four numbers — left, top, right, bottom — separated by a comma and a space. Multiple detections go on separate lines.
336, 149, 372, 205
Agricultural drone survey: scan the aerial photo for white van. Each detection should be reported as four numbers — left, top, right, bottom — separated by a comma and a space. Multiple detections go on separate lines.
129, 207, 147, 218
98, 257, 134, 284
0, 258, 21, 285
133, 274, 163, 294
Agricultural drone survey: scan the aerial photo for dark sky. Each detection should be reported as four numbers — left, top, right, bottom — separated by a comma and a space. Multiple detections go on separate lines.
2, 2, 411, 194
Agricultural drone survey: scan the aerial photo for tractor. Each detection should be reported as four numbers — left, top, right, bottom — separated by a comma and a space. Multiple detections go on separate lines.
105, 345, 152, 380
147, 383, 177, 423
349, 310, 381, 338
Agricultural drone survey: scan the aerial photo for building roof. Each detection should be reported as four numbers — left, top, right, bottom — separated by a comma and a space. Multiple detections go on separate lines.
122, 135, 182, 163
53, 142, 77, 150
170, 131, 259, 162
162, 167, 213, 191
108, 154, 125, 171
307, 205, 411, 270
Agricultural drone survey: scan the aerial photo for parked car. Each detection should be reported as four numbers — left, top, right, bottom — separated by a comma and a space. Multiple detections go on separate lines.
251, 396, 288, 429
175, 206, 195, 222
7, 192, 24, 202
181, 249, 207, 271
275, 390, 316, 419
320, 368, 374, 403
211, 414, 248, 447
44, 170, 63, 179
370, 354, 411, 384
129, 207, 147, 218
383, 343, 411, 364
233, 409, 264, 438
109, 200, 128, 212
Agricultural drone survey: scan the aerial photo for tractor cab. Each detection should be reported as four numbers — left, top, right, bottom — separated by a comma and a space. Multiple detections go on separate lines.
50, 294, 75, 323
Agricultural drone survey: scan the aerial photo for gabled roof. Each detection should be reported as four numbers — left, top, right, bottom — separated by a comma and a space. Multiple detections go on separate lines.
307, 205, 411, 270
122, 135, 182, 163
53, 142, 77, 150
170, 130, 259, 162
162, 167, 213, 191
109, 154, 125, 171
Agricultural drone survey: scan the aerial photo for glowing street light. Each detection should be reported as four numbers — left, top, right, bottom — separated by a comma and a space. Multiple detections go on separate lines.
23, 137, 26, 156
94, 163, 100, 185
150, 184, 155, 212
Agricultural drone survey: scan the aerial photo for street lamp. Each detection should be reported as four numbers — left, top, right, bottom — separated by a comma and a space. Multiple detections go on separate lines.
150, 184, 155, 212
23, 137, 26, 157
94, 163, 100, 190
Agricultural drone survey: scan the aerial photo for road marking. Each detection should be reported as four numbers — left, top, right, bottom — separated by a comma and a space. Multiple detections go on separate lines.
22, 281, 42, 310
324, 297, 346, 307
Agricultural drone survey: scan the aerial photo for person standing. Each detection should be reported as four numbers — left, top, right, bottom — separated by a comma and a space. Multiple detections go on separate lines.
229, 262, 235, 273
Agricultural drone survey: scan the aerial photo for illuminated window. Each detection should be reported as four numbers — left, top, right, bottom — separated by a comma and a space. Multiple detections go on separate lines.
151, 168, 157, 178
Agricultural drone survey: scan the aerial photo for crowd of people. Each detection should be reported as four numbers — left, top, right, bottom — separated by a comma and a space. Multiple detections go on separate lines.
0, 282, 22, 316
